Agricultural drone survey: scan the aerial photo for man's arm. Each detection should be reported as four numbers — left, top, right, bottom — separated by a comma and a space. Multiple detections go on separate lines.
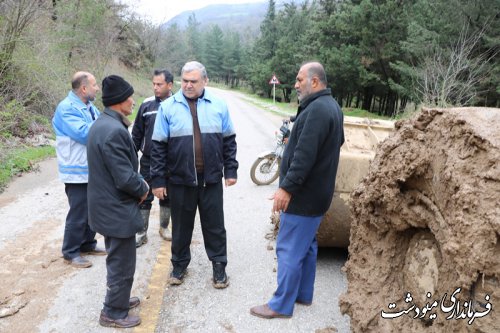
150, 103, 170, 191
221, 103, 238, 180
131, 104, 146, 153
102, 129, 149, 198
280, 108, 330, 195
54, 104, 93, 145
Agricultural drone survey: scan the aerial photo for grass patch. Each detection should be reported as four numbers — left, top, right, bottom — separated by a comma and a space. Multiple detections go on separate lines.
212, 83, 394, 121
343, 108, 392, 120
0, 145, 55, 193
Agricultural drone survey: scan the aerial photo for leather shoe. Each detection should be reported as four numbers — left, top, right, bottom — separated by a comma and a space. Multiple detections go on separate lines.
250, 304, 291, 319
82, 246, 107, 256
296, 299, 312, 306
129, 297, 140, 309
64, 255, 92, 268
99, 311, 141, 328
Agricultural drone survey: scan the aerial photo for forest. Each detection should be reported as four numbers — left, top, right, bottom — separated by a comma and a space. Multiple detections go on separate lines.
0, 0, 499, 178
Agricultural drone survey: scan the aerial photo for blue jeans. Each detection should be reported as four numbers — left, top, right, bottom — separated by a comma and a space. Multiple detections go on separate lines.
268, 212, 323, 315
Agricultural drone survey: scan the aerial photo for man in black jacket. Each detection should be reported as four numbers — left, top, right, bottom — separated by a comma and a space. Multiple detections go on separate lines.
87, 75, 149, 328
132, 69, 174, 247
251, 62, 345, 319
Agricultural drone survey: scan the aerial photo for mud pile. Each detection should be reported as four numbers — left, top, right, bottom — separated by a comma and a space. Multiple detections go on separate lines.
339, 108, 499, 333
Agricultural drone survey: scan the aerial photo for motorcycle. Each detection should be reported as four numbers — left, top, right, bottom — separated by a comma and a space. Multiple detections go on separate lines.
250, 118, 293, 185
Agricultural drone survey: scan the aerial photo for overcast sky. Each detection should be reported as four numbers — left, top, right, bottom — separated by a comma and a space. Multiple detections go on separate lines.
119, 0, 267, 25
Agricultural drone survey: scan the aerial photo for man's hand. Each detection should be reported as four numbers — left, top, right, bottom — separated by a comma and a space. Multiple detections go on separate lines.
225, 178, 237, 187
152, 187, 167, 200
139, 181, 149, 204
270, 188, 291, 214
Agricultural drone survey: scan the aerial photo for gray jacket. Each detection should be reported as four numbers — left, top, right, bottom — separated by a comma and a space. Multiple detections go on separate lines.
87, 108, 148, 238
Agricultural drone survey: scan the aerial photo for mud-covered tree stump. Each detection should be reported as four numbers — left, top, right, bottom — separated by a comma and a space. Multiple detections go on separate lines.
340, 108, 499, 333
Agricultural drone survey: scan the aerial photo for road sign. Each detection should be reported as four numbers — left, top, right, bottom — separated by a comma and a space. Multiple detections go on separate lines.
269, 74, 280, 85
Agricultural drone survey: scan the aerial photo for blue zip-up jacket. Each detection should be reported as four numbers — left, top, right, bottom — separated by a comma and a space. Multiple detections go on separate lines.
150, 89, 238, 188
52, 91, 100, 183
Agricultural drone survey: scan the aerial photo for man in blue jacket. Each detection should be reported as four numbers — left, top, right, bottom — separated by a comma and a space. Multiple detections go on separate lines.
151, 61, 238, 289
52, 71, 106, 268
251, 62, 345, 318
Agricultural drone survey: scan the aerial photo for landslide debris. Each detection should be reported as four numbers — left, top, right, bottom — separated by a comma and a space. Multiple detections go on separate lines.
340, 107, 499, 333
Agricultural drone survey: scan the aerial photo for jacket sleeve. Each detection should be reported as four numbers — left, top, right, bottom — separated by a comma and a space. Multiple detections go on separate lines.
221, 103, 238, 179
150, 103, 170, 189
54, 103, 93, 145
131, 104, 145, 153
280, 106, 330, 195
101, 129, 148, 198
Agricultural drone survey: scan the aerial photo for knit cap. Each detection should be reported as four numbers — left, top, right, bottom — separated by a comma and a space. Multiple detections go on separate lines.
101, 75, 134, 107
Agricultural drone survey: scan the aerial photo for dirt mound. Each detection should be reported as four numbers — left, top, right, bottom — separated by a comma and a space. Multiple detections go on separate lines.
339, 107, 499, 333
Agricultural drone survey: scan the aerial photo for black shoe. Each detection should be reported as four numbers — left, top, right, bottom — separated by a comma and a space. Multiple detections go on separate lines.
168, 266, 186, 285
212, 262, 229, 289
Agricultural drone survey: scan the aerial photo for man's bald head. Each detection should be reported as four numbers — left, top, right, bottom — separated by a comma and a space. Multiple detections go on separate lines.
72, 71, 93, 90
301, 62, 327, 87
71, 71, 99, 103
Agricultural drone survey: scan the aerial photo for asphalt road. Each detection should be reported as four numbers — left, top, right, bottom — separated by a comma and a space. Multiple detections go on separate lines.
0, 87, 350, 333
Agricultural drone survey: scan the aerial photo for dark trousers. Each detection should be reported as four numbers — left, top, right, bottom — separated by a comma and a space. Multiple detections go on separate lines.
63, 183, 96, 259
139, 155, 169, 210
103, 235, 136, 319
169, 179, 227, 270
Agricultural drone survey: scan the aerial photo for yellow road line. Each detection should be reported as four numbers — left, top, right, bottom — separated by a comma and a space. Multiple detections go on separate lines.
133, 241, 171, 333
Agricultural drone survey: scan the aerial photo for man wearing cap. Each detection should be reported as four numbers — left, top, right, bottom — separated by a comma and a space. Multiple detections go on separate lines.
87, 75, 149, 328
52, 71, 107, 268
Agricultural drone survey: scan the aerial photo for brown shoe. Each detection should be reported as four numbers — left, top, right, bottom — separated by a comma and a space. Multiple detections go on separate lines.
296, 299, 312, 306
99, 311, 141, 328
82, 246, 107, 256
129, 297, 140, 309
250, 304, 291, 319
64, 256, 92, 268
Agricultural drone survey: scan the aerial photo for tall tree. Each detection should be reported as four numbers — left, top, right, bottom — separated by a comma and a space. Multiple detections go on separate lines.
184, 13, 203, 61
247, 0, 279, 97
204, 24, 225, 81
156, 23, 187, 76
222, 32, 242, 87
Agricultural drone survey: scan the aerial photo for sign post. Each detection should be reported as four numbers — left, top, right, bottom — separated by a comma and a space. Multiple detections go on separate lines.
268, 74, 281, 103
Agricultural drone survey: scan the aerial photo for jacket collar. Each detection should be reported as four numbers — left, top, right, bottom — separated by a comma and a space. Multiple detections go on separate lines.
68, 90, 94, 110
104, 107, 132, 127
173, 89, 213, 105
298, 88, 332, 112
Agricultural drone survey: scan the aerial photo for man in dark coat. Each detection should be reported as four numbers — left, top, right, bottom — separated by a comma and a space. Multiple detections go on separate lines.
132, 69, 174, 247
87, 75, 149, 328
251, 62, 345, 319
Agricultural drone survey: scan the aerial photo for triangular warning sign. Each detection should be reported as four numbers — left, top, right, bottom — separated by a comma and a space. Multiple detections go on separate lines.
269, 75, 280, 84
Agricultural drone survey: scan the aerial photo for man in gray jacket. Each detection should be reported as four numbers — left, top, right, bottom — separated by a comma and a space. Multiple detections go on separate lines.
87, 75, 149, 328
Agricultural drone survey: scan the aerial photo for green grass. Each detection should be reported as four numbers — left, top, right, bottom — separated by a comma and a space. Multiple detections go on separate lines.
0, 145, 55, 192
217, 84, 394, 121
343, 108, 392, 120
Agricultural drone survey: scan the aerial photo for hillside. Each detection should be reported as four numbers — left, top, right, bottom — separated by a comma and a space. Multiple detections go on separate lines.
162, 1, 287, 36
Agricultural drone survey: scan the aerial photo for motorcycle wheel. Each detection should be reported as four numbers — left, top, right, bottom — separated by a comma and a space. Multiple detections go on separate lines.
250, 154, 280, 185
